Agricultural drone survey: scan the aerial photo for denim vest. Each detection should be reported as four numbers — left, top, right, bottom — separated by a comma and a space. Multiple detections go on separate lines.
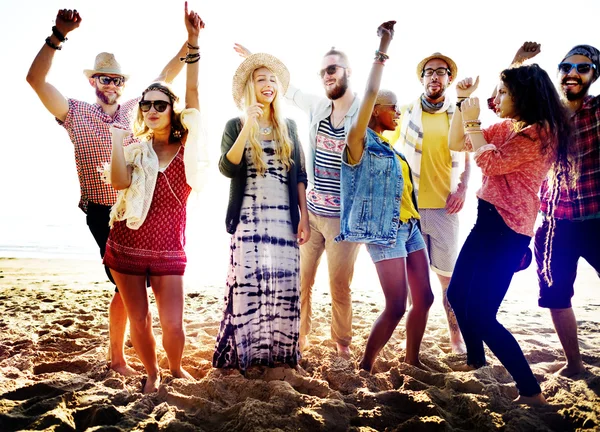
336, 128, 418, 246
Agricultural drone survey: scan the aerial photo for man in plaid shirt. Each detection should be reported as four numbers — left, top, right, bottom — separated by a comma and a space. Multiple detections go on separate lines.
26, 8, 187, 376
535, 44, 600, 378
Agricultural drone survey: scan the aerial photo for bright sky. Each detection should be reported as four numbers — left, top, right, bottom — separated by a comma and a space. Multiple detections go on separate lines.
1, 0, 599, 281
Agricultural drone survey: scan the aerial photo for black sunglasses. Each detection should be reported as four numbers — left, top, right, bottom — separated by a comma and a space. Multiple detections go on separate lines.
319, 64, 346, 78
139, 100, 171, 113
558, 62, 597, 74
95, 75, 125, 87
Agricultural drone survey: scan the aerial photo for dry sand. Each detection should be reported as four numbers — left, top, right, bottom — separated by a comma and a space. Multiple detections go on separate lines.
0, 256, 598, 431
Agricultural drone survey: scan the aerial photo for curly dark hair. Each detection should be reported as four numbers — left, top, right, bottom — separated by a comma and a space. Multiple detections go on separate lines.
501, 64, 575, 286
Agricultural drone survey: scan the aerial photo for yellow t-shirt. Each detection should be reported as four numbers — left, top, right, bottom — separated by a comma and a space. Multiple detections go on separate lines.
385, 110, 452, 209
347, 133, 420, 223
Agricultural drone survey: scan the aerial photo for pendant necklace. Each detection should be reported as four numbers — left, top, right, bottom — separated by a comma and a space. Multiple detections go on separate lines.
260, 126, 273, 135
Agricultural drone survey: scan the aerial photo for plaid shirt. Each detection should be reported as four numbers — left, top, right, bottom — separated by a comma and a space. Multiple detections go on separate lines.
57, 97, 140, 212
540, 95, 600, 220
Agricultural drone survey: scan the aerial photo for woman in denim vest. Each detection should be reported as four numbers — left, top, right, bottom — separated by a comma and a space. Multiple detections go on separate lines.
338, 21, 434, 372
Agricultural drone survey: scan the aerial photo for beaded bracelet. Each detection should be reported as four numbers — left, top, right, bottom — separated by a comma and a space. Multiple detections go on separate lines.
463, 119, 481, 127
374, 50, 389, 62
45, 36, 62, 50
52, 26, 67, 42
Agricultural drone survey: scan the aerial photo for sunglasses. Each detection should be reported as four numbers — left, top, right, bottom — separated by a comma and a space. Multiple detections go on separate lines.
95, 75, 125, 87
558, 62, 597, 74
319, 64, 346, 78
139, 100, 171, 113
422, 67, 451, 77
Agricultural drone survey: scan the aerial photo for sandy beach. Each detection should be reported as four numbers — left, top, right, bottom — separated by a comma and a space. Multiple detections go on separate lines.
0, 256, 598, 431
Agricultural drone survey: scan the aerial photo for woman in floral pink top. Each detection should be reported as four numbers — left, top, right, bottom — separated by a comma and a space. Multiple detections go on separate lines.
446, 64, 571, 406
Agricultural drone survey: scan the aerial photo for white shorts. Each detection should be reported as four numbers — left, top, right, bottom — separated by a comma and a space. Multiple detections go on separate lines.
420, 208, 459, 277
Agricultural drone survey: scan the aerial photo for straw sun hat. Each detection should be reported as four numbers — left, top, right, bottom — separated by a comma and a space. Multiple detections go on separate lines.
232, 53, 290, 110
83, 52, 130, 80
416, 52, 458, 80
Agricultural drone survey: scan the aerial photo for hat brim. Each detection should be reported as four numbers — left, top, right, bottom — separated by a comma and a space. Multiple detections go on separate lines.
83, 69, 130, 80
232, 53, 290, 110
416, 53, 458, 81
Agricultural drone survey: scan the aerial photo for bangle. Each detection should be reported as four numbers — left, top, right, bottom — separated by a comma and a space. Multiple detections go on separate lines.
374, 50, 389, 62
187, 41, 199, 50
45, 36, 62, 50
463, 119, 481, 126
180, 52, 201, 62
52, 26, 67, 42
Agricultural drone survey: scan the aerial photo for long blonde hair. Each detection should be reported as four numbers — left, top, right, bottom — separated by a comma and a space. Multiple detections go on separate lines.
242, 70, 293, 175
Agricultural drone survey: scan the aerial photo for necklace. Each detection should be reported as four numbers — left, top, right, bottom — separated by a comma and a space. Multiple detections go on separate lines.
259, 126, 273, 135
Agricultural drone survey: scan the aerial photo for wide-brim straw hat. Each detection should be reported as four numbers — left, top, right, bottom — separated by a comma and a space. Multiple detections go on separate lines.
416, 52, 458, 80
232, 53, 290, 110
83, 52, 130, 80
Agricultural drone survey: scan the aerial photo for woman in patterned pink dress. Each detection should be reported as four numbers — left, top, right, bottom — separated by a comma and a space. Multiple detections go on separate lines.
102, 3, 205, 393
446, 64, 571, 405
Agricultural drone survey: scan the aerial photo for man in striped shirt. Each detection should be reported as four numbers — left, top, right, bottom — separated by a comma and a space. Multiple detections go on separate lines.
27, 8, 186, 376
285, 48, 361, 358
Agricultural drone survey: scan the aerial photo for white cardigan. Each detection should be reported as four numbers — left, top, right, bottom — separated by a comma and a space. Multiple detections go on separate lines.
101, 108, 207, 229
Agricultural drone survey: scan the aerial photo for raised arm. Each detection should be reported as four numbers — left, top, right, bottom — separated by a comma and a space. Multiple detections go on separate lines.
449, 76, 479, 151
346, 21, 395, 162
109, 127, 133, 190
183, 2, 204, 110
488, 42, 541, 107
26, 9, 82, 122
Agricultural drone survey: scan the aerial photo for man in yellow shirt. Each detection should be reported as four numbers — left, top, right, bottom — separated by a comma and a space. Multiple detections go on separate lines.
386, 53, 470, 353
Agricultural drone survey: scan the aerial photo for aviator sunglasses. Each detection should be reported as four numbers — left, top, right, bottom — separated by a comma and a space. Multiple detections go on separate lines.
139, 100, 171, 113
319, 64, 347, 78
558, 62, 597, 74
95, 75, 125, 87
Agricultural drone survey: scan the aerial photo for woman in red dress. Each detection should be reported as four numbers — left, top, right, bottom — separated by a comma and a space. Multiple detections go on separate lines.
102, 2, 205, 393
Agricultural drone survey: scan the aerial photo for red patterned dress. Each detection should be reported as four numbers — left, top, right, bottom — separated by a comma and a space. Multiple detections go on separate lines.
103, 146, 192, 275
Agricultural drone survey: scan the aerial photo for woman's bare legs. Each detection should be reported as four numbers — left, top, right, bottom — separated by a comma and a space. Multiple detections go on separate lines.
110, 270, 160, 393
151, 275, 193, 380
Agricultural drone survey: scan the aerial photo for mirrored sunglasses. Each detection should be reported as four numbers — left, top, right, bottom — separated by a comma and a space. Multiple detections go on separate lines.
139, 100, 171, 113
558, 62, 597, 74
95, 75, 125, 87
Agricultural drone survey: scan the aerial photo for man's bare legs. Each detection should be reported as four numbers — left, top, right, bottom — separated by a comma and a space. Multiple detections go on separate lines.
437, 274, 466, 353
550, 307, 586, 377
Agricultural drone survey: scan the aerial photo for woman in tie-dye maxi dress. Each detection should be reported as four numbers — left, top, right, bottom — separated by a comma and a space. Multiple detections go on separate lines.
214, 53, 310, 371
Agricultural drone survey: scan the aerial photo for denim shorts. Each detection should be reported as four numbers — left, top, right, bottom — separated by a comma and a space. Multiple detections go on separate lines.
366, 219, 426, 263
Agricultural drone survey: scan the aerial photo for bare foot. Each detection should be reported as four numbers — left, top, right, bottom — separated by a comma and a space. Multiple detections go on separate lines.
358, 359, 372, 373
513, 393, 547, 406
171, 367, 194, 380
142, 374, 160, 393
336, 343, 352, 359
450, 338, 467, 354
299, 336, 309, 352
555, 362, 586, 378
110, 362, 140, 377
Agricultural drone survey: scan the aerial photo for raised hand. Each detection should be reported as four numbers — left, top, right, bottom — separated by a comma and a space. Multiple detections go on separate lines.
234, 43, 252, 59
244, 103, 264, 127
377, 20, 396, 40
184, 1, 205, 37
512, 41, 541, 65
55, 9, 82, 37
456, 76, 480, 98
460, 97, 480, 122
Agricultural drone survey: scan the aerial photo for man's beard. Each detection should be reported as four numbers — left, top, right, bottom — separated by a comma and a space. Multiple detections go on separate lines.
96, 88, 119, 105
562, 77, 592, 101
326, 71, 349, 100
425, 83, 447, 101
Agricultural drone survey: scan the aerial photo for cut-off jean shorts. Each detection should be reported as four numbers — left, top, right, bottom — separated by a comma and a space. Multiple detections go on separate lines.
366, 218, 426, 263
